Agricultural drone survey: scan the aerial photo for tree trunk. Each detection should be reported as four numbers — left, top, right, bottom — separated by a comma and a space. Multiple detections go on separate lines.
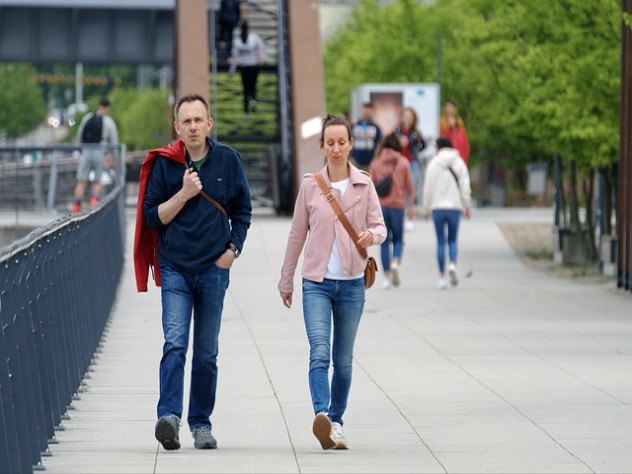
554, 154, 568, 227
603, 167, 613, 236
568, 160, 581, 232
582, 170, 596, 261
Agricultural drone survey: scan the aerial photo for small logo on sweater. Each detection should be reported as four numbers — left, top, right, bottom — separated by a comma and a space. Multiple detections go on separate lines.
216, 177, 223, 182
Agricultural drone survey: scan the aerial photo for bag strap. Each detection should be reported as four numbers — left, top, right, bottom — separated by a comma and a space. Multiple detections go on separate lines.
314, 172, 368, 260
199, 190, 228, 220
448, 167, 460, 190
186, 157, 229, 220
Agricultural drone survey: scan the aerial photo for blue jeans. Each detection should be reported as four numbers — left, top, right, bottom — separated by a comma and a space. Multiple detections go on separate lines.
410, 159, 421, 205
302, 278, 365, 426
158, 263, 230, 431
380, 206, 405, 272
432, 209, 461, 273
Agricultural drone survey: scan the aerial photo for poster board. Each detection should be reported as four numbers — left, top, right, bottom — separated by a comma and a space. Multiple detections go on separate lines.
351, 83, 440, 157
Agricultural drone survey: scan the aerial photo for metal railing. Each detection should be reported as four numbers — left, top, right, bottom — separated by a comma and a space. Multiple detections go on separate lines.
0, 181, 125, 473
0, 144, 126, 219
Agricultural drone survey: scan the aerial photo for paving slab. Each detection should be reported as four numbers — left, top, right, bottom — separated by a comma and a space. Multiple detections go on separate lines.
42, 208, 632, 473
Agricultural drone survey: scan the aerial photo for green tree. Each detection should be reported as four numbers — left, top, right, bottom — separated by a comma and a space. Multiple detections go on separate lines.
111, 88, 173, 150
324, 0, 622, 262
324, 0, 435, 114
0, 63, 46, 139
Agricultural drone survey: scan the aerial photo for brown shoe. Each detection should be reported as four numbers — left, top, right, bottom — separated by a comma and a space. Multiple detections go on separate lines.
312, 412, 335, 450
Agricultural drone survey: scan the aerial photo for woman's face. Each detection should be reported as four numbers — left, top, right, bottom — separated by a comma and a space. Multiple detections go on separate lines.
403, 109, 415, 128
322, 124, 352, 166
444, 102, 458, 126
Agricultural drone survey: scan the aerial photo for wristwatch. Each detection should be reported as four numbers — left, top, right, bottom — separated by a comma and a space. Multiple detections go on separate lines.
228, 243, 240, 258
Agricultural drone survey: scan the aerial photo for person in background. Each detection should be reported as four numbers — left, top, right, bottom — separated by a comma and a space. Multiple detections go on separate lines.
439, 100, 471, 165
134, 93, 252, 451
396, 107, 426, 228
369, 132, 415, 289
278, 114, 386, 451
229, 20, 266, 117
422, 136, 472, 289
218, 0, 242, 58
70, 98, 118, 213
350, 102, 382, 171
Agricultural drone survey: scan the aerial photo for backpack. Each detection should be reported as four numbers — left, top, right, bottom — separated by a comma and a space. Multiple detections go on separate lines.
81, 114, 103, 143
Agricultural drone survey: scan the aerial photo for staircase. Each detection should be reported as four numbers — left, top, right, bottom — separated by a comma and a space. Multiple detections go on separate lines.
210, 0, 286, 209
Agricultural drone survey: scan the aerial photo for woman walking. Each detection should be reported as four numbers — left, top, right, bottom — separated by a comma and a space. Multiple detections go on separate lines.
369, 132, 415, 289
278, 114, 386, 450
396, 107, 426, 211
229, 21, 266, 117
422, 137, 472, 289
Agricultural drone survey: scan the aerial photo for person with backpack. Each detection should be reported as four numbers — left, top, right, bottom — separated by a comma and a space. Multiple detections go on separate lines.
70, 97, 119, 213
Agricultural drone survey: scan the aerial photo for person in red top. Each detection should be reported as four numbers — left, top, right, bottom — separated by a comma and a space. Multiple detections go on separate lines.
369, 132, 415, 289
439, 100, 471, 165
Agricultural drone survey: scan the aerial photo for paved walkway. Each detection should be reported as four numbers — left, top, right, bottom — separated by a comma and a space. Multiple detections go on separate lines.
43, 208, 632, 473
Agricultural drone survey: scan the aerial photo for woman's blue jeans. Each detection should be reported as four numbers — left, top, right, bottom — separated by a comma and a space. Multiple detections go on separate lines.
410, 159, 422, 205
431, 209, 461, 273
158, 263, 229, 431
380, 206, 405, 272
302, 278, 365, 426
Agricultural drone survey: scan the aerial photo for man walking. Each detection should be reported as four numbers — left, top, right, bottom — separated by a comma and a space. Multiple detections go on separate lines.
133, 93, 252, 450
350, 102, 382, 171
70, 97, 118, 213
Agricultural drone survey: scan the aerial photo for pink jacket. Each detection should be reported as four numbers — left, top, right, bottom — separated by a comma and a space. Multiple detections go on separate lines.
369, 148, 415, 210
278, 164, 386, 293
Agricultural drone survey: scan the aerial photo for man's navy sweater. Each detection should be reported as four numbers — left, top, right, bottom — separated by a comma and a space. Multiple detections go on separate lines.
143, 138, 252, 274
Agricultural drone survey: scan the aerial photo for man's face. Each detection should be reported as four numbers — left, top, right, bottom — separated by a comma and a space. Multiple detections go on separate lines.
174, 100, 213, 150
361, 106, 372, 121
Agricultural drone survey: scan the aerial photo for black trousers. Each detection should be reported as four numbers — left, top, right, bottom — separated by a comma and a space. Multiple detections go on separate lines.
239, 65, 260, 113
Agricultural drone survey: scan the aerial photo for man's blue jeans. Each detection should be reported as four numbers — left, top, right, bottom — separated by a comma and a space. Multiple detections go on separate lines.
431, 209, 461, 273
157, 263, 229, 431
380, 206, 405, 272
302, 277, 365, 426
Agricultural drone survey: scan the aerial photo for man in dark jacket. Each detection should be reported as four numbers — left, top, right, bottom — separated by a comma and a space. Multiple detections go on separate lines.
137, 93, 251, 451
351, 102, 382, 171
218, 0, 242, 55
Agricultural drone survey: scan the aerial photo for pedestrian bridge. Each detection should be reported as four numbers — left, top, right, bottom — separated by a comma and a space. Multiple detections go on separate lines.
3, 180, 632, 472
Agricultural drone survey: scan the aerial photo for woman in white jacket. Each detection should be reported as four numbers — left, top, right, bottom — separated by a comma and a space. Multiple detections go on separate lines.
229, 20, 266, 116
422, 137, 472, 289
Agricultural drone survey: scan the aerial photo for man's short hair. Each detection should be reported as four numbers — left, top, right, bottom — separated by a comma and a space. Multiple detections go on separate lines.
174, 93, 210, 120
362, 102, 373, 109
99, 97, 110, 107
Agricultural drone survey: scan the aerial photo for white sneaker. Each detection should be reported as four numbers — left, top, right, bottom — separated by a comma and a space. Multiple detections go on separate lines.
391, 263, 401, 288
438, 278, 447, 290
382, 279, 392, 290
448, 263, 459, 287
331, 422, 348, 450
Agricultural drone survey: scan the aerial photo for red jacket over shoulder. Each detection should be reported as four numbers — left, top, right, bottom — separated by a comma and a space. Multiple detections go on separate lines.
133, 139, 186, 292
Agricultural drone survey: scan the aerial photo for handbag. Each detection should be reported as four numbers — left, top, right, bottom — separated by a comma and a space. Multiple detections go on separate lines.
374, 174, 393, 197
314, 172, 377, 289
374, 161, 397, 197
